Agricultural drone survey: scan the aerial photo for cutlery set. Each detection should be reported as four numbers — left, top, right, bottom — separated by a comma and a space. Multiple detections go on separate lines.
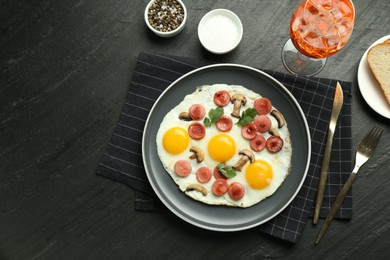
313, 82, 383, 244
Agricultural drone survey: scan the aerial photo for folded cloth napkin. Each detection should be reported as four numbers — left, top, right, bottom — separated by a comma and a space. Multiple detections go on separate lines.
97, 52, 352, 243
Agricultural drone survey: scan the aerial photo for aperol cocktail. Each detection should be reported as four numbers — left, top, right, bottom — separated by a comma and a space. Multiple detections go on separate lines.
282, 0, 355, 76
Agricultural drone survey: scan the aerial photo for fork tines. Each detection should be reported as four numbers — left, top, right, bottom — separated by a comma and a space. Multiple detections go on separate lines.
359, 125, 383, 154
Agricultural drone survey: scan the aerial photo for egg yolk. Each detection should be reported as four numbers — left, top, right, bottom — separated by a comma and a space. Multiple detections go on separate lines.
245, 160, 273, 189
208, 133, 236, 162
162, 127, 190, 154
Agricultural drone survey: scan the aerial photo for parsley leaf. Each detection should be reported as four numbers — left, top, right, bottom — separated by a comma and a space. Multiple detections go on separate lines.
203, 117, 211, 127
203, 107, 224, 127
237, 115, 253, 127
209, 107, 224, 123
236, 108, 257, 127
245, 108, 258, 118
217, 162, 237, 179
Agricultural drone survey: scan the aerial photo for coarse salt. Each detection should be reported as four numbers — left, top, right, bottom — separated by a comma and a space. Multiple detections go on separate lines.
198, 10, 242, 54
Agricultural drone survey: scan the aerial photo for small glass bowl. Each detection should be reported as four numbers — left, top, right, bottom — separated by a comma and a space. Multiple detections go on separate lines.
144, 0, 187, 38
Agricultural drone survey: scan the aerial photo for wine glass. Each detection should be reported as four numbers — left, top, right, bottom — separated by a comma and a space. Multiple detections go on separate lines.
282, 0, 355, 76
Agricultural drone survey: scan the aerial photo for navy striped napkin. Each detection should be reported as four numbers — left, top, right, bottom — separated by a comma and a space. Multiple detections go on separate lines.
97, 52, 352, 243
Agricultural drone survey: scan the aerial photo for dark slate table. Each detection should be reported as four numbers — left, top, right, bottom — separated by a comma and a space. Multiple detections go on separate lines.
1, 0, 389, 258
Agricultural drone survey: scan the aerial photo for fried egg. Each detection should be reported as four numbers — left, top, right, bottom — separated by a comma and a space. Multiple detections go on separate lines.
156, 84, 292, 208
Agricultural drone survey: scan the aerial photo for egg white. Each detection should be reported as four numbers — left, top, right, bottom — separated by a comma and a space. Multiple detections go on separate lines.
156, 84, 292, 208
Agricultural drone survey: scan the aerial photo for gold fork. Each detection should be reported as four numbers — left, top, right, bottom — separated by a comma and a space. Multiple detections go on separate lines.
315, 125, 383, 245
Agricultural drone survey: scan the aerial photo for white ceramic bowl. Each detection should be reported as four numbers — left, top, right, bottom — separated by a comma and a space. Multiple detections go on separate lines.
198, 9, 243, 54
145, 0, 187, 38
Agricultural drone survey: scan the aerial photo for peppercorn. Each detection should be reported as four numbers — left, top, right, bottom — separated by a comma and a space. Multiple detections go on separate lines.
147, 0, 185, 32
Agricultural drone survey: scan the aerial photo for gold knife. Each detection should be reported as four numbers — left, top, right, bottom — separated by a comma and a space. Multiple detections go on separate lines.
313, 82, 344, 225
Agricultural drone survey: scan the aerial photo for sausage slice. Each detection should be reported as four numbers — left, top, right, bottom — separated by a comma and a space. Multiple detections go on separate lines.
266, 136, 284, 153
189, 104, 206, 120
250, 134, 267, 152
174, 160, 192, 177
254, 115, 272, 133
196, 166, 212, 183
214, 90, 231, 107
254, 97, 272, 115
188, 122, 206, 140
215, 115, 233, 132
227, 182, 245, 201
241, 122, 257, 140
212, 179, 229, 196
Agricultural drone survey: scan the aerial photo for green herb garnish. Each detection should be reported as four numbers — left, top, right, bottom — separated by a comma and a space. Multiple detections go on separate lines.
217, 162, 237, 179
203, 117, 211, 127
236, 108, 257, 127
204, 107, 224, 127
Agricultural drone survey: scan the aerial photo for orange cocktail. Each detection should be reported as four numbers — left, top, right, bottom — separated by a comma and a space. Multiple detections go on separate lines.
289, 0, 355, 59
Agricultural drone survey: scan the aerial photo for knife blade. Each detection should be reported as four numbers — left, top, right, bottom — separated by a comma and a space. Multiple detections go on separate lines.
313, 82, 344, 225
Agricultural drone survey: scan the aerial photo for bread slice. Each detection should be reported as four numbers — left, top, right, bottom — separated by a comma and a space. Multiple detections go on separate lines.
367, 41, 390, 105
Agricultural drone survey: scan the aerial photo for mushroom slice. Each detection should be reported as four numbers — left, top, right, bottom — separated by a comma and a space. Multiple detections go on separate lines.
179, 112, 192, 121
186, 184, 207, 196
230, 94, 247, 118
268, 128, 280, 137
232, 149, 255, 171
189, 146, 204, 163
270, 109, 286, 128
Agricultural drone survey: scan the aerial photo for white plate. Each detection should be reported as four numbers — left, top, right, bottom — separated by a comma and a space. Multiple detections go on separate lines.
357, 35, 390, 119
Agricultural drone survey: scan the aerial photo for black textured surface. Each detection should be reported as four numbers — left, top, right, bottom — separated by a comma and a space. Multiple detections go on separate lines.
1, 0, 390, 258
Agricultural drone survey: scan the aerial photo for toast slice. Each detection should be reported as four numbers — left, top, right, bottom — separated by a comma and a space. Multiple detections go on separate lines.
367, 41, 390, 105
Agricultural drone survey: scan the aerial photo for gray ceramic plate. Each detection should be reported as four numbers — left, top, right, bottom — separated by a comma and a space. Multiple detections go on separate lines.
142, 64, 311, 232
